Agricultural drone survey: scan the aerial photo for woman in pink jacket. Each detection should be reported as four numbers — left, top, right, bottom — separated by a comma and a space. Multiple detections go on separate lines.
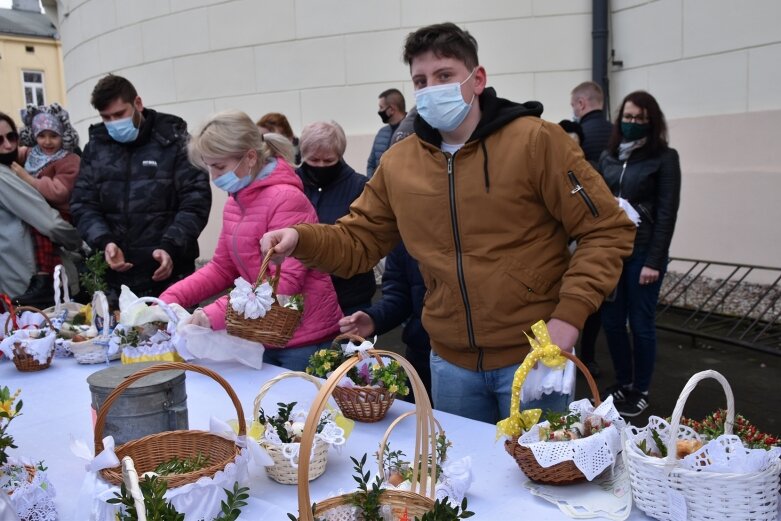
159, 110, 342, 371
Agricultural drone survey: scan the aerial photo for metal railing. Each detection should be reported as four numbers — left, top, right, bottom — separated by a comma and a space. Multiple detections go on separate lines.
656, 258, 781, 356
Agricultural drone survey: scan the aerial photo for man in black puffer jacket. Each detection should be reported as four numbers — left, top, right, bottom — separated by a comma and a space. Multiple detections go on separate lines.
71, 75, 211, 305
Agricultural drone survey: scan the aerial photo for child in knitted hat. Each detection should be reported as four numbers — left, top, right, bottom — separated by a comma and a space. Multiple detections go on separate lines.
10, 104, 81, 307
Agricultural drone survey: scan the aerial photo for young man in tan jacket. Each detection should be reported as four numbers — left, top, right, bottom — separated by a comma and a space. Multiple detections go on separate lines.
262, 22, 636, 424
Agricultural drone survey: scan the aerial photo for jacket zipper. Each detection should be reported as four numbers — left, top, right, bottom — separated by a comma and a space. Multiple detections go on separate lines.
232, 195, 252, 279
567, 171, 599, 217
446, 154, 481, 370
617, 160, 628, 198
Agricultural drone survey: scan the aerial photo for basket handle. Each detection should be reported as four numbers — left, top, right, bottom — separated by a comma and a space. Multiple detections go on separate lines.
4, 306, 56, 336
52, 264, 71, 314
92, 291, 110, 337
664, 370, 734, 466
297, 349, 436, 520
94, 362, 247, 454
253, 371, 323, 423
332, 332, 385, 367
377, 410, 444, 481
127, 297, 180, 326
253, 247, 281, 294
0, 294, 18, 331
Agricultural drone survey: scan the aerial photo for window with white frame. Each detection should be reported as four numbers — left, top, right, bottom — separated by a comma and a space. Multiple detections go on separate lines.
22, 71, 45, 106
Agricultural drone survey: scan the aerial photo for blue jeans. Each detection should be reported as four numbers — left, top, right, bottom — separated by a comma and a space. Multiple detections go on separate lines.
601, 250, 666, 393
430, 351, 571, 424
263, 341, 332, 371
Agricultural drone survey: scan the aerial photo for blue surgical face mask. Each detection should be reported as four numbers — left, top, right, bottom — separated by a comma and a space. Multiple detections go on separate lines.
414, 68, 476, 132
212, 155, 252, 193
105, 112, 140, 143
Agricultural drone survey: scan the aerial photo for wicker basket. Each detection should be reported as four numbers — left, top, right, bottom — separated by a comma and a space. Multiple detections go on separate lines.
504, 350, 602, 485
41, 264, 83, 321
225, 247, 302, 347
296, 349, 438, 521
624, 370, 781, 521
94, 362, 246, 489
4, 306, 56, 372
329, 333, 396, 423
253, 371, 331, 484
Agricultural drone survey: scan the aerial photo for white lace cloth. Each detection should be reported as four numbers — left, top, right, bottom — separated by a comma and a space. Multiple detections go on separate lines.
0, 330, 55, 363
520, 359, 576, 402
262, 406, 346, 467
517, 397, 626, 481
109, 324, 177, 358
382, 455, 473, 505
1, 459, 57, 521
624, 415, 701, 459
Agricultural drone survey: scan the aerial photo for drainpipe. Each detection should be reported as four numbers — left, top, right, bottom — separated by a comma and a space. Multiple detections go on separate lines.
592, 0, 610, 118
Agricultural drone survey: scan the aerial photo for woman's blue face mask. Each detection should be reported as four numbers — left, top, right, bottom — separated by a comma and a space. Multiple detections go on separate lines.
212, 155, 251, 193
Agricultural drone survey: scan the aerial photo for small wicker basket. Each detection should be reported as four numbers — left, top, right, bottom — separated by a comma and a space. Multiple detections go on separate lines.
253, 371, 331, 485
94, 362, 246, 489
225, 247, 302, 347
329, 333, 396, 423
296, 349, 438, 521
4, 306, 56, 372
504, 350, 602, 486
70, 291, 118, 364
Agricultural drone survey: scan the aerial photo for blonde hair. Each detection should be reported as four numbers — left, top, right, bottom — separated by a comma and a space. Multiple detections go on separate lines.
189, 110, 295, 171
299, 120, 347, 160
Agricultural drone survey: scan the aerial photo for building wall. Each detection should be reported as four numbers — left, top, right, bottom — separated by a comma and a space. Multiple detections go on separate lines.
0, 34, 67, 118
53, 0, 781, 266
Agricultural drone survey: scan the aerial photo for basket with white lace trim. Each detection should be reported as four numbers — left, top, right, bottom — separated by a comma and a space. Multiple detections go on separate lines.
623, 370, 781, 521
253, 371, 346, 485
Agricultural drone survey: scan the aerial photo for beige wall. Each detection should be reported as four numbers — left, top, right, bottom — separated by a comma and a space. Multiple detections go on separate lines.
0, 34, 67, 118
53, 0, 781, 265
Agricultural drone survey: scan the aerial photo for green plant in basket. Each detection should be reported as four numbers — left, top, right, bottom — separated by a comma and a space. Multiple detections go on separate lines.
380, 432, 452, 485
306, 348, 410, 397
80, 249, 109, 296
257, 401, 329, 444
0, 386, 22, 467
306, 348, 345, 378
371, 360, 409, 397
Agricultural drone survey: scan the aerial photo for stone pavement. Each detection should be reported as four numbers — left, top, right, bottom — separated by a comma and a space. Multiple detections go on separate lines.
376, 323, 780, 435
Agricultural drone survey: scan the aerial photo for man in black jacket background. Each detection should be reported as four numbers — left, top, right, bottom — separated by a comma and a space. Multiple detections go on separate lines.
570, 81, 613, 165
70, 75, 211, 305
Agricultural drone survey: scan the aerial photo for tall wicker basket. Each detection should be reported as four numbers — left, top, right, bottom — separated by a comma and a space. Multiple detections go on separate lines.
253, 371, 331, 485
296, 349, 438, 521
94, 362, 246, 489
225, 247, 302, 347
4, 305, 56, 372
503, 350, 602, 485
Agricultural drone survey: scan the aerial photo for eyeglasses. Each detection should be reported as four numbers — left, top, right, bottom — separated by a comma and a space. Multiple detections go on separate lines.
622, 113, 648, 123
0, 131, 19, 146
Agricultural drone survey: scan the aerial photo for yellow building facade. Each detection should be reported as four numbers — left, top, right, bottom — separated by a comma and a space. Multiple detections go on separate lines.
0, 9, 66, 122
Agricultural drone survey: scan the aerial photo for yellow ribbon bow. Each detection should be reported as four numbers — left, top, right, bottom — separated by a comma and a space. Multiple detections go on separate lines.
496, 320, 567, 439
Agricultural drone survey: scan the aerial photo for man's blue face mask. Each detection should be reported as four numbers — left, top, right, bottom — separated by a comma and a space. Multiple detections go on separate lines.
414, 68, 476, 132
105, 111, 139, 143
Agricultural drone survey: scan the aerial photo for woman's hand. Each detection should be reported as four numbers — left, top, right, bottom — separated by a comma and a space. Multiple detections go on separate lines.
9, 162, 35, 187
639, 266, 660, 285
260, 228, 299, 263
339, 311, 376, 338
189, 308, 211, 329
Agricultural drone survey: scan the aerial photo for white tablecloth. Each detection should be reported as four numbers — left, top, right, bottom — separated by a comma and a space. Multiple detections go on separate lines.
1, 355, 658, 520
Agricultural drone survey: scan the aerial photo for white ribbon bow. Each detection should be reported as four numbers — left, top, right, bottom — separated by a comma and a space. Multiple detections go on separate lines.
209, 416, 274, 468
229, 277, 274, 319
70, 435, 121, 472
343, 337, 376, 358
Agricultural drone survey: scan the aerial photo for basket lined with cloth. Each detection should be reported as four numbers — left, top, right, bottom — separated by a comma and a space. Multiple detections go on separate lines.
66, 291, 118, 364
225, 247, 302, 347
112, 297, 182, 364
295, 349, 441, 521
623, 369, 781, 521
252, 371, 347, 485
94, 362, 247, 489
498, 320, 624, 486
0, 305, 57, 372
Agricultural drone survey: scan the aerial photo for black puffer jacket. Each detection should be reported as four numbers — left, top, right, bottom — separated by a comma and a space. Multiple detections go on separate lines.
71, 109, 211, 294
598, 146, 681, 270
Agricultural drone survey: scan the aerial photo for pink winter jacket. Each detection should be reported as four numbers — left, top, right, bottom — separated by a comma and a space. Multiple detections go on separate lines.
160, 158, 342, 348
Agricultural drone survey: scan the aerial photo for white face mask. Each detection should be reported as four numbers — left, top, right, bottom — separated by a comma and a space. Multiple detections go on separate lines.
414, 68, 476, 132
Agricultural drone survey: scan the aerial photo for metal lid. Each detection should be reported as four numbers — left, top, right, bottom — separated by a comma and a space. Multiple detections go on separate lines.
87, 362, 186, 395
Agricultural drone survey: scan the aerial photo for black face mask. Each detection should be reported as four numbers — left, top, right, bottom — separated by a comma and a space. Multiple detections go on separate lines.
378, 108, 391, 124
302, 161, 342, 189
0, 149, 18, 166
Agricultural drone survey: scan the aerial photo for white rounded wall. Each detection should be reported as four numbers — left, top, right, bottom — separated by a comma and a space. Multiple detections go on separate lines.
54, 0, 781, 266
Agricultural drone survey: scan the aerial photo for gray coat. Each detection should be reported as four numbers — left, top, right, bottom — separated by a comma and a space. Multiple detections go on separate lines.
0, 165, 82, 296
